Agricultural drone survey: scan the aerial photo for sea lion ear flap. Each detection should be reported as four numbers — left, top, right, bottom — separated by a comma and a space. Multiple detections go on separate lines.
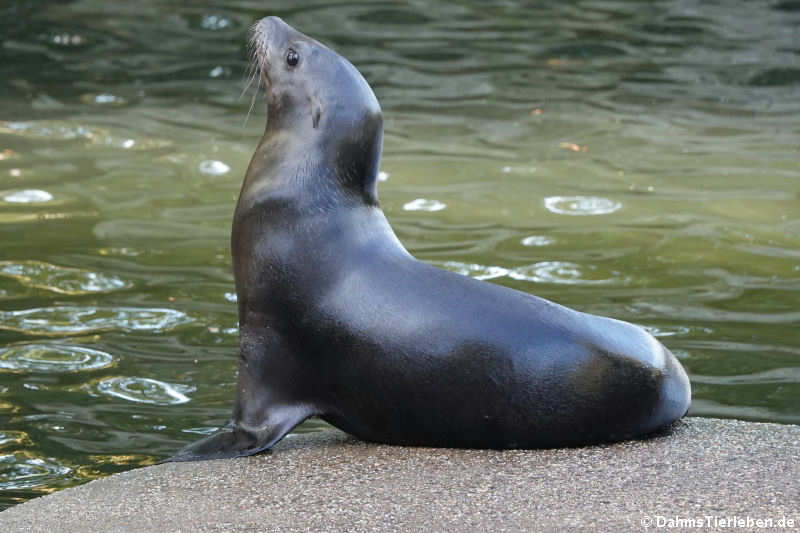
309, 90, 323, 129
312, 105, 322, 128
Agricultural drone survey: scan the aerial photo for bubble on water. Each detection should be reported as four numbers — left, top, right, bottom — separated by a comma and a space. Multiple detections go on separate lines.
0, 453, 72, 490
199, 160, 230, 176
521, 235, 555, 247
223, 292, 237, 302
432, 261, 509, 280
0, 261, 130, 295
0, 306, 193, 336
0, 344, 114, 373
378, 171, 389, 182
544, 196, 621, 216
96, 377, 193, 405
2, 190, 54, 204
403, 198, 446, 212
508, 261, 623, 285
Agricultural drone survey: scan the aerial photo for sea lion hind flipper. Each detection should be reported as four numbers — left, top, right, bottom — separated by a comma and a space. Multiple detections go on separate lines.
163, 407, 311, 463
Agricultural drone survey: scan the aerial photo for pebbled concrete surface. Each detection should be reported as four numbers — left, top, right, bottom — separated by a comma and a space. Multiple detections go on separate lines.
1, 417, 798, 532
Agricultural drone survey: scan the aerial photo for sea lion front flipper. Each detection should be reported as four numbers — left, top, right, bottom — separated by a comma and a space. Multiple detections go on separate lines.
165, 329, 314, 462
164, 405, 311, 462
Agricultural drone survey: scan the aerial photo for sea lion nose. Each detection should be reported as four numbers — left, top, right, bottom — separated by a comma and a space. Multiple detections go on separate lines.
256, 16, 288, 37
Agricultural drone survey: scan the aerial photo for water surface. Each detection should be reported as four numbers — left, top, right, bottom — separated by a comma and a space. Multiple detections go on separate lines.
1, 0, 799, 509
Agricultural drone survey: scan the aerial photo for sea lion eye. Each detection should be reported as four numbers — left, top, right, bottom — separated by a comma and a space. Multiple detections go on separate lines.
286, 48, 299, 67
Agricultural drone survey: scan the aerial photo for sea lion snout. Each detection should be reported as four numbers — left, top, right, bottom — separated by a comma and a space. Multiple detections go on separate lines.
249, 16, 286, 77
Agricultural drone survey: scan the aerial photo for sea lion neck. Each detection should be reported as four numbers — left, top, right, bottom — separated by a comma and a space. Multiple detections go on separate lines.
237, 111, 382, 217
239, 97, 383, 214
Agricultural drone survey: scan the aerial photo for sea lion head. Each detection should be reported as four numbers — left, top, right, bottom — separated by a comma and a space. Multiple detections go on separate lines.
248, 17, 383, 204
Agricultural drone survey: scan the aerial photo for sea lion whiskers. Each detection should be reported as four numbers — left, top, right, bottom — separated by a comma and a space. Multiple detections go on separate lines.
241, 23, 270, 127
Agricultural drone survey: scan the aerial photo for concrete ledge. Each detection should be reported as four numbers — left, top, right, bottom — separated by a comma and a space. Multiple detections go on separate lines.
1, 418, 798, 532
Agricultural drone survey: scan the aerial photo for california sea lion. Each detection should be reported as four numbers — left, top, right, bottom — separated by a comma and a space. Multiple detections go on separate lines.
169, 16, 690, 461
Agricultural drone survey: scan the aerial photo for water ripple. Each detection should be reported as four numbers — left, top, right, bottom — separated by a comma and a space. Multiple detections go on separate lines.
692, 368, 800, 386
0, 431, 32, 450
0, 121, 171, 150
544, 196, 622, 215
80, 92, 128, 106
0, 261, 131, 295
521, 235, 555, 247
1, 190, 54, 204
0, 453, 72, 490
431, 260, 509, 280
198, 160, 230, 176
95, 377, 193, 405
0, 344, 114, 373
0, 306, 193, 336
508, 261, 627, 285
403, 198, 447, 212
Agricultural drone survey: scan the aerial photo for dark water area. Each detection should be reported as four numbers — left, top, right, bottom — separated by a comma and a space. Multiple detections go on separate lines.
1, 0, 798, 509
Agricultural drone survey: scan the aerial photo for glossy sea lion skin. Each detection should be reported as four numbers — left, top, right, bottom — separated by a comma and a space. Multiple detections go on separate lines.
169, 16, 691, 462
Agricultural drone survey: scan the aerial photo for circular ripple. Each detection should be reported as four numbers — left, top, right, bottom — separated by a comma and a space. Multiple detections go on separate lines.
521, 235, 555, 247
508, 261, 624, 285
432, 260, 509, 280
0, 453, 72, 490
198, 160, 230, 176
0, 344, 114, 373
0, 261, 130, 295
0, 306, 193, 336
96, 377, 192, 405
544, 196, 621, 216
1, 190, 54, 204
403, 198, 447, 212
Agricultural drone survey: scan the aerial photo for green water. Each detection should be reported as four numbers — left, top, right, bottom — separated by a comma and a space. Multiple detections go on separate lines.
1, 0, 799, 509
